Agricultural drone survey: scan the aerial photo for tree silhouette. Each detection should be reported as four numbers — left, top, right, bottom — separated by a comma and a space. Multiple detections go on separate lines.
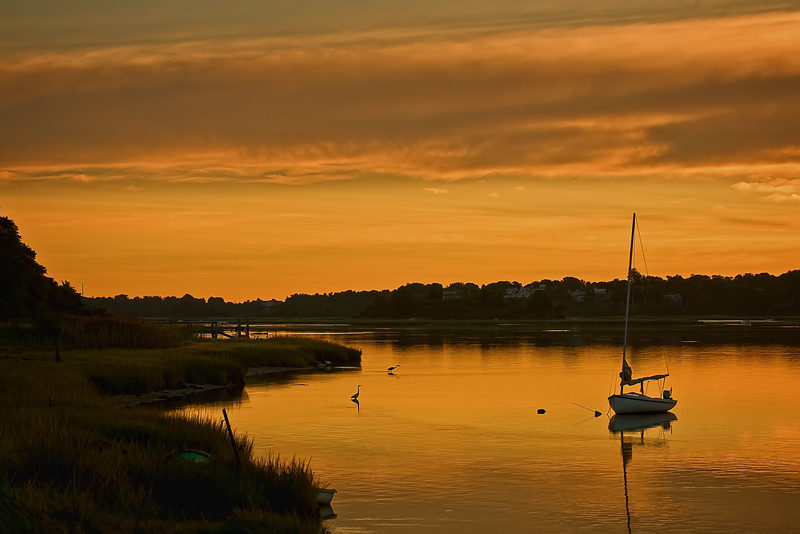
0, 215, 85, 321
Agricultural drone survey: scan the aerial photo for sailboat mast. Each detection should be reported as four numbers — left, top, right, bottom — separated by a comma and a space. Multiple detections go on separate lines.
621, 213, 636, 395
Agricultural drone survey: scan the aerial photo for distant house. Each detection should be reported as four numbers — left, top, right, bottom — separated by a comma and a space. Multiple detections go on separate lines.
592, 287, 607, 296
504, 284, 546, 299
567, 289, 586, 302
503, 287, 539, 298
442, 289, 463, 300
663, 293, 683, 307
261, 299, 283, 310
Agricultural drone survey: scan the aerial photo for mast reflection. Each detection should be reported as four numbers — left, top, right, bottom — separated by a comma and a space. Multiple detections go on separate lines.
609, 413, 677, 534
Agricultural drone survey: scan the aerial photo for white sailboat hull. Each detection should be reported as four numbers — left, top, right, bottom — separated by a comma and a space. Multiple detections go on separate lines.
608, 393, 677, 414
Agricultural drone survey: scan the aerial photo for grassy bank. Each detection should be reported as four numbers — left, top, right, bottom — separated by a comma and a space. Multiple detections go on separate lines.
1, 315, 196, 351
7, 336, 362, 396
0, 361, 324, 533
0, 335, 361, 533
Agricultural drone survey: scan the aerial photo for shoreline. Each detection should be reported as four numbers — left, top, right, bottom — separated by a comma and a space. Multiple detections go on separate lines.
120, 365, 311, 406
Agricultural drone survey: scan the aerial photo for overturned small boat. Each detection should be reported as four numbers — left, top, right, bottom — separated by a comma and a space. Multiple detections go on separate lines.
315, 488, 337, 506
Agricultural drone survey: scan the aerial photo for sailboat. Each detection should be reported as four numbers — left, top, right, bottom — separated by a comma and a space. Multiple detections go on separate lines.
608, 213, 677, 414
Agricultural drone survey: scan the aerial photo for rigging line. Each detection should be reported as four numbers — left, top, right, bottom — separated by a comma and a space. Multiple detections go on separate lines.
635, 217, 650, 277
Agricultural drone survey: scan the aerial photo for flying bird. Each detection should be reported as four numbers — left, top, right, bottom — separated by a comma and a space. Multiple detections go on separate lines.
387, 365, 401, 373
351, 385, 362, 400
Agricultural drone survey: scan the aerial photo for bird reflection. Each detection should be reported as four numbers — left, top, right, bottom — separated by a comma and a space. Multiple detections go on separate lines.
351, 398, 359, 413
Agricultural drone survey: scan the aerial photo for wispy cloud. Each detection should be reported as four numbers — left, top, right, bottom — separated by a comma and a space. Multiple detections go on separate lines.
2, 12, 799, 183
732, 178, 800, 202
423, 187, 449, 194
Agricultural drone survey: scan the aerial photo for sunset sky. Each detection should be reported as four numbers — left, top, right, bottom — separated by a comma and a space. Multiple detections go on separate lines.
2, 1, 799, 301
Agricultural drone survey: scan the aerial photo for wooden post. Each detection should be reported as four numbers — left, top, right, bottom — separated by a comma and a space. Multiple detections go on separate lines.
222, 409, 242, 467
134, 481, 153, 529
237, 318, 242, 337
245, 319, 250, 339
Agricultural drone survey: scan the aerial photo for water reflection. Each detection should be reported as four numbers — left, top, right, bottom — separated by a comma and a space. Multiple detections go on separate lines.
609, 413, 677, 434
170, 328, 800, 534
609, 413, 677, 534
320, 504, 337, 520
156, 384, 248, 411
272, 322, 800, 350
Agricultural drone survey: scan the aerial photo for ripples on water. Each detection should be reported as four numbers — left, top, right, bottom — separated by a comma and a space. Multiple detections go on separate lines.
172, 326, 800, 533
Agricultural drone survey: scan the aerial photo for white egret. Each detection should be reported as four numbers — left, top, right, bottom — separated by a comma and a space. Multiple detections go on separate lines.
351, 385, 362, 400
387, 365, 400, 373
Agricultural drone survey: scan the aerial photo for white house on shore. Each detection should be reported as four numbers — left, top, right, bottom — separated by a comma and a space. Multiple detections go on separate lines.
567, 289, 587, 302
504, 284, 547, 299
442, 289, 464, 300
261, 299, 282, 310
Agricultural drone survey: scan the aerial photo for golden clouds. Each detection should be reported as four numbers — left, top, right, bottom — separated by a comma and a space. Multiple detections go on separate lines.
733, 178, 800, 202
1, 12, 799, 183
3, 8, 800, 300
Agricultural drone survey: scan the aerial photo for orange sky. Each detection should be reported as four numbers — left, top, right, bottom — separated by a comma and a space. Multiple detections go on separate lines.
1, 3, 799, 301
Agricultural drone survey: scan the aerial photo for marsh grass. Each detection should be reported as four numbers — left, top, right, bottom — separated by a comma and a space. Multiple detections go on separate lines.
0, 361, 323, 533
90, 337, 361, 395
60, 315, 197, 349
0, 315, 195, 351
11, 336, 361, 395
208, 336, 362, 368
0, 330, 360, 530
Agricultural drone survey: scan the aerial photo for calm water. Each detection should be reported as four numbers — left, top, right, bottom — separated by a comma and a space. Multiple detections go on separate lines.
172, 327, 800, 533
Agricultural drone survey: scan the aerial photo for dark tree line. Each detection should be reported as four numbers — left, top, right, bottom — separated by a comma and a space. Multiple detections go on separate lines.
84, 270, 800, 319
88, 294, 271, 319
5, 213, 797, 322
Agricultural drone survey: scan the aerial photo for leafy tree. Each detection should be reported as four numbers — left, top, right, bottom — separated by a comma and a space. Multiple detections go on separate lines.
0, 215, 86, 321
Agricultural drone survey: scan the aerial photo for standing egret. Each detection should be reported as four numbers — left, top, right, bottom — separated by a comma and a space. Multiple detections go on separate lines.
387, 365, 400, 373
351, 385, 362, 400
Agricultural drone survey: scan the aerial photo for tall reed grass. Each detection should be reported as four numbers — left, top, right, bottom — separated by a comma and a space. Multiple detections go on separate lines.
3, 319, 362, 396
0, 361, 324, 533
71, 337, 362, 395
0, 315, 195, 351
60, 315, 196, 349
